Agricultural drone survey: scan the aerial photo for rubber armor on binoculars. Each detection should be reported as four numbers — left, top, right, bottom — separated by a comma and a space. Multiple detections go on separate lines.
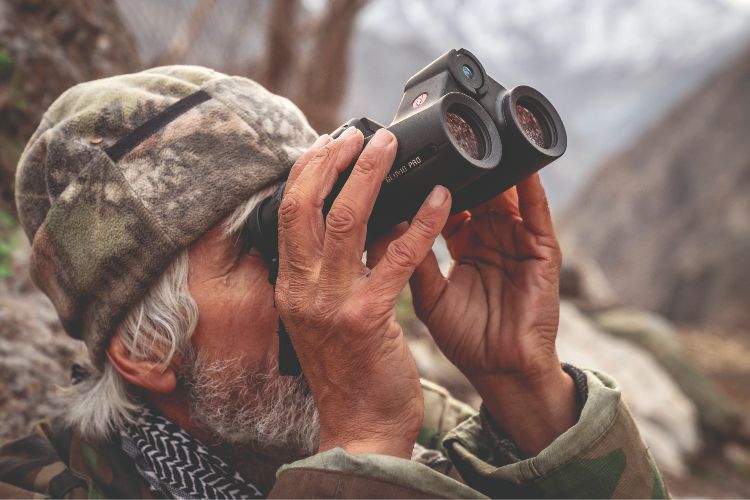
244, 48, 568, 375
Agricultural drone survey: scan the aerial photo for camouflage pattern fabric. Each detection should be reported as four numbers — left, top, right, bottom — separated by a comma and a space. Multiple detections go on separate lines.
275, 371, 669, 498
441, 369, 668, 498
0, 417, 152, 498
0, 373, 667, 498
14, 66, 318, 369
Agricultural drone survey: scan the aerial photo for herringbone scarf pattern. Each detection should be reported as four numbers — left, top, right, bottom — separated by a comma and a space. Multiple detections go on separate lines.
121, 408, 263, 499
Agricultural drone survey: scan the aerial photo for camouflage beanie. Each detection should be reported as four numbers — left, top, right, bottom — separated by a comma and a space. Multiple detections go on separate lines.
14, 66, 318, 369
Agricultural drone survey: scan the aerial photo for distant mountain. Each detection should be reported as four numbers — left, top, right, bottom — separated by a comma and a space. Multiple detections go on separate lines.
345, 0, 750, 207
115, 0, 750, 208
561, 43, 750, 328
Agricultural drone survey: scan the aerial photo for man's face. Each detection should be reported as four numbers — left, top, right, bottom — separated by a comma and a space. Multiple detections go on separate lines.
187, 224, 278, 367
183, 224, 319, 455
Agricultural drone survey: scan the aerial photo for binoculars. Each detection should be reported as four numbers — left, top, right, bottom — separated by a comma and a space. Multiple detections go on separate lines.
244, 48, 567, 375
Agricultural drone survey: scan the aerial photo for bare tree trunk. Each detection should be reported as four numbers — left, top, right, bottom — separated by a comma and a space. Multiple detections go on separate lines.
292, 0, 369, 133
156, 0, 217, 66
0, 0, 139, 218
261, 0, 300, 96
255, 0, 368, 133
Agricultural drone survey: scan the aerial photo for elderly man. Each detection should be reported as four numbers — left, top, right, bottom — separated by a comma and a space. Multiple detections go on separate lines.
0, 66, 665, 498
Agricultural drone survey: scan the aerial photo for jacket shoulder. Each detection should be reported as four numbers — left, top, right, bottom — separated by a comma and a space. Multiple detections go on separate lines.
419, 379, 476, 453
0, 418, 155, 499
0, 418, 88, 498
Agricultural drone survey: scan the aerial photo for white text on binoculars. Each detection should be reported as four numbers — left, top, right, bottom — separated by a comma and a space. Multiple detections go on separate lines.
385, 156, 422, 183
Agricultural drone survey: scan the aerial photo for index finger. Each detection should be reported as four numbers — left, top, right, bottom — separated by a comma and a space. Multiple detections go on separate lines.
277, 130, 364, 274
320, 128, 397, 277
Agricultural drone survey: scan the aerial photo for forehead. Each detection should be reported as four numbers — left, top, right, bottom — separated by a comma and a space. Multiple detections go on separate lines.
187, 224, 237, 268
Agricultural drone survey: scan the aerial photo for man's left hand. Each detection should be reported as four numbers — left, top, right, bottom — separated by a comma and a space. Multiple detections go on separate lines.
370, 173, 577, 456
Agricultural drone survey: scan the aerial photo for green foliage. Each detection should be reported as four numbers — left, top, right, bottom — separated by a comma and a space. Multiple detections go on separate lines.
0, 48, 13, 83
0, 210, 19, 279
0, 48, 25, 111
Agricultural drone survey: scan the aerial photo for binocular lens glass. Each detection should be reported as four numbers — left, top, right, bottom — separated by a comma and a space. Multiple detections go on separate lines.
516, 101, 550, 149
446, 111, 483, 160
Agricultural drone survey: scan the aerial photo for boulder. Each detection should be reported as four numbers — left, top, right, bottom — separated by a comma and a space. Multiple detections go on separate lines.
593, 307, 743, 440
558, 234, 620, 310
557, 301, 700, 476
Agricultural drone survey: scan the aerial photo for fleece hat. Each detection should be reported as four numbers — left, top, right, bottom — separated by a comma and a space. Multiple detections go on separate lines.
14, 66, 318, 369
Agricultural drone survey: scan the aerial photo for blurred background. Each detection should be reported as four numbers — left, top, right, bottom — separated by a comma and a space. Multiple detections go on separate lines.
1, 0, 749, 495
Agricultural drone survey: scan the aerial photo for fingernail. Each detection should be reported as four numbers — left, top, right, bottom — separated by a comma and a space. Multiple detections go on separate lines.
370, 128, 393, 148
340, 126, 358, 138
428, 185, 448, 208
312, 134, 330, 148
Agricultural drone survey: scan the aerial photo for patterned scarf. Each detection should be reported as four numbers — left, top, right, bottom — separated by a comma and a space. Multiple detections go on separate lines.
121, 408, 264, 499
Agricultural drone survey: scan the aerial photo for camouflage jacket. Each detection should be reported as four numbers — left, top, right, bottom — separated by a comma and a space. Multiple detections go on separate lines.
0, 369, 667, 498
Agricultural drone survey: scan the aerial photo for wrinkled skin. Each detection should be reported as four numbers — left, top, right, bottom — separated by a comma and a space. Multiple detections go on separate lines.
276, 127, 576, 458
406, 175, 576, 455
275, 128, 452, 457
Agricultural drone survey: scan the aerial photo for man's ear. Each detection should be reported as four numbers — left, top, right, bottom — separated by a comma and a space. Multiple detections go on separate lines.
106, 336, 177, 394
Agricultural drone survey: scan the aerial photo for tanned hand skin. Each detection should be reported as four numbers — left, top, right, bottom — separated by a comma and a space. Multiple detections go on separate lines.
277, 127, 576, 459
275, 127, 451, 458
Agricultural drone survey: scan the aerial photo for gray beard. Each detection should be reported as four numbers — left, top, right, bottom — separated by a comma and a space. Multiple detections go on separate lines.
182, 350, 320, 456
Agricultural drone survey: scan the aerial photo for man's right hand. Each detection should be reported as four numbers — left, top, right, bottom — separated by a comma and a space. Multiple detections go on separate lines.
275, 127, 451, 459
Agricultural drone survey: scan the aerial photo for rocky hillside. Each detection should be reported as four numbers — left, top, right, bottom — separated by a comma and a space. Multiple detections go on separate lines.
561, 43, 750, 329
0, 239, 86, 442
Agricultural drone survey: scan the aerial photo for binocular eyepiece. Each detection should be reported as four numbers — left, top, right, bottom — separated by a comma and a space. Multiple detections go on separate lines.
244, 48, 567, 375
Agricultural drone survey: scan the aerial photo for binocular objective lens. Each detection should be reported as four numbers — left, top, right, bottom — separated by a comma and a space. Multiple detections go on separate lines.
447, 111, 483, 160
516, 101, 550, 149
462, 64, 474, 79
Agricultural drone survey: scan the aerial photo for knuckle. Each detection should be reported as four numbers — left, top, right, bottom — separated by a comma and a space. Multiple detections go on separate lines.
386, 237, 419, 269
410, 215, 437, 240
530, 197, 550, 212
278, 189, 304, 227
353, 153, 379, 175
326, 203, 359, 236
313, 143, 334, 164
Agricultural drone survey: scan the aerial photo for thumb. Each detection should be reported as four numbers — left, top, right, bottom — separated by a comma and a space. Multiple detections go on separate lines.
409, 249, 447, 322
